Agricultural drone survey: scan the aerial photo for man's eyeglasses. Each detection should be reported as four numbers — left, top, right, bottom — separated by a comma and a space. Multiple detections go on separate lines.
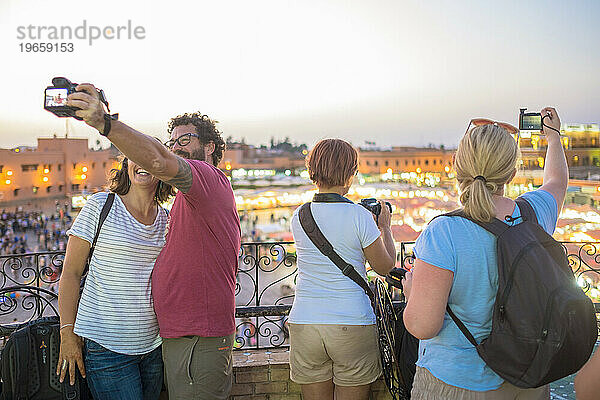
465, 118, 519, 137
164, 133, 201, 149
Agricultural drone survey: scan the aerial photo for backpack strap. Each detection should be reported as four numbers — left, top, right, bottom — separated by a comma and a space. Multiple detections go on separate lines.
435, 209, 508, 237
81, 193, 115, 288
515, 197, 537, 224
298, 203, 375, 306
445, 305, 478, 347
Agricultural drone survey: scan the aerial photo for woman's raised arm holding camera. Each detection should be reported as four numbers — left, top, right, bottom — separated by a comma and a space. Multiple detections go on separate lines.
538, 107, 568, 213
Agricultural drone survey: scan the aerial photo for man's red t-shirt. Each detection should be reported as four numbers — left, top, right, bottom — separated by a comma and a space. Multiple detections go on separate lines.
152, 160, 241, 337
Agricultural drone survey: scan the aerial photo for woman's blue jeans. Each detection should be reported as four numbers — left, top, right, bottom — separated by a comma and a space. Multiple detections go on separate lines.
84, 339, 163, 400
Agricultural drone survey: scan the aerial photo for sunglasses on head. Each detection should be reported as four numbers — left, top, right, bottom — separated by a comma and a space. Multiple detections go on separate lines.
465, 118, 519, 136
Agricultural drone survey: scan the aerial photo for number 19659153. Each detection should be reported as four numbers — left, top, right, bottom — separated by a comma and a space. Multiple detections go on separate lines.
19, 42, 74, 52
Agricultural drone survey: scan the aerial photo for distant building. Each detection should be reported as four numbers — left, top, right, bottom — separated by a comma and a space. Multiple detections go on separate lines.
222, 143, 306, 172
357, 146, 454, 175
357, 124, 600, 177
519, 123, 600, 168
516, 123, 600, 186
0, 137, 118, 211
224, 143, 457, 176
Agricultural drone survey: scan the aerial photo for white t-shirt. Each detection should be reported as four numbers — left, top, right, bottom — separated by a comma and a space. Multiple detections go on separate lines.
289, 202, 381, 325
66, 191, 168, 355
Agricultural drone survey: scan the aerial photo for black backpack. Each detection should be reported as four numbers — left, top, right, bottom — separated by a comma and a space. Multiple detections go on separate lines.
0, 317, 90, 400
442, 197, 597, 388
0, 193, 115, 399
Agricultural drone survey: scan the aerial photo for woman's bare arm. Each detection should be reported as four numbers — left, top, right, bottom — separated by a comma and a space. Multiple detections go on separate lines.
403, 259, 453, 339
56, 235, 89, 384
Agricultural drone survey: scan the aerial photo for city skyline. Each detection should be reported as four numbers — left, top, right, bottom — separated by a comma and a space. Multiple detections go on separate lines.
1, 0, 599, 149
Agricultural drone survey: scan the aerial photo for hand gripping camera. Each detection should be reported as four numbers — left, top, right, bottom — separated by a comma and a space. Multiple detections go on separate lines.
359, 198, 392, 216
44, 77, 110, 121
359, 198, 392, 223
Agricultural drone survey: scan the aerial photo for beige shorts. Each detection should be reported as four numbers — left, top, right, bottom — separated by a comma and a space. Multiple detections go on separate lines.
288, 323, 382, 386
411, 367, 550, 400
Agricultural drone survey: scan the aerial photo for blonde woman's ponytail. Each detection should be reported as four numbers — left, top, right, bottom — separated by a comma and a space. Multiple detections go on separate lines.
454, 124, 520, 223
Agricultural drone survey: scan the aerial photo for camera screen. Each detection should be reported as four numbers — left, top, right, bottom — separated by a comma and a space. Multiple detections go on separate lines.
45, 88, 68, 107
521, 114, 541, 130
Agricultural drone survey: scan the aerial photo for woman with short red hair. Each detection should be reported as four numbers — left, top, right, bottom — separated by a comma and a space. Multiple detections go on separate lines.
289, 138, 396, 400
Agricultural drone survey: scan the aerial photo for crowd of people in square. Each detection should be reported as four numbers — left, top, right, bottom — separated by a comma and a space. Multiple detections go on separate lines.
0, 209, 71, 256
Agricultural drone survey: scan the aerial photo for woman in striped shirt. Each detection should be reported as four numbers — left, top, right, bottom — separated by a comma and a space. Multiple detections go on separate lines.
57, 157, 174, 400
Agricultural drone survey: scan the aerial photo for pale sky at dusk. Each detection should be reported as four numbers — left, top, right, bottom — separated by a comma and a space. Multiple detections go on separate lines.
1, 0, 598, 149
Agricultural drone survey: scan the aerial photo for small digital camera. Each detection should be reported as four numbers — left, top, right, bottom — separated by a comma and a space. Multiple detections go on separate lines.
359, 198, 392, 218
44, 77, 107, 121
519, 108, 542, 132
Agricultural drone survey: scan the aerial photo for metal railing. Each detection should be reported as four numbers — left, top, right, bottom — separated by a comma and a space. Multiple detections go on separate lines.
1, 241, 599, 349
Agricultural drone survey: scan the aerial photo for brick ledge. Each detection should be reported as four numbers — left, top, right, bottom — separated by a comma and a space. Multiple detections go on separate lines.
230, 348, 392, 399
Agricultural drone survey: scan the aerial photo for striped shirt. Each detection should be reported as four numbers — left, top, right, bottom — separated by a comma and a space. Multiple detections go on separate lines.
66, 191, 168, 355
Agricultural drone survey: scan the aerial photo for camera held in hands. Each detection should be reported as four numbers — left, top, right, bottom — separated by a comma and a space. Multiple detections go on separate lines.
44, 77, 108, 121
359, 198, 392, 221
519, 108, 542, 132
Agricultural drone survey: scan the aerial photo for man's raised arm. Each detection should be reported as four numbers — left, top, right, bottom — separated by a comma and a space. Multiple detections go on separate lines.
67, 83, 193, 193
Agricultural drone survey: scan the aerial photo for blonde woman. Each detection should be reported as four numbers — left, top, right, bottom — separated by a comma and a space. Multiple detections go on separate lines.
402, 108, 566, 399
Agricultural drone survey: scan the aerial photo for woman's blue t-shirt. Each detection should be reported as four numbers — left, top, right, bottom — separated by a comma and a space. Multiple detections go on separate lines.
413, 189, 558, 391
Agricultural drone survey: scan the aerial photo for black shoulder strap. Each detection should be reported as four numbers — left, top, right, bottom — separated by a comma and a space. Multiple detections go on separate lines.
445, 305, 478, 347
82, 193, 115, 279
436, 209, 508, 237
312, 193, 354, 204
298, 203, 375, 306
515, 197, 537, 224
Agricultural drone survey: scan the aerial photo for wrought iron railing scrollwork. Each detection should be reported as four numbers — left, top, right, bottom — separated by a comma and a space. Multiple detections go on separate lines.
234, 242, 296, 349
564, 242, 600, 294
0, 251, 63, 290
1, 241, 599, 350
0, 286, 59, 345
